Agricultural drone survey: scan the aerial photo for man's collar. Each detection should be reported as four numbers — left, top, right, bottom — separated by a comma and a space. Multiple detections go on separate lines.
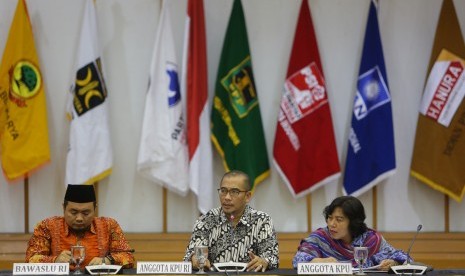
89, 220, 97, 234
64, 220, 70, 236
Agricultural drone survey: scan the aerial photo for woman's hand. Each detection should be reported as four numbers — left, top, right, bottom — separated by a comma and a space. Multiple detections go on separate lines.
378, 259, 398, 271
311, 257, 338, 263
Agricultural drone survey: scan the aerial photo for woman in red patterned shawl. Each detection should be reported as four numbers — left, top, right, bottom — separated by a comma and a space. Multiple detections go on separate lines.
293, 196, 408, 271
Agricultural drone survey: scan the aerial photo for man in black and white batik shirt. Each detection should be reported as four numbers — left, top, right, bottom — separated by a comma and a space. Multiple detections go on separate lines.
183, 170, 279, 272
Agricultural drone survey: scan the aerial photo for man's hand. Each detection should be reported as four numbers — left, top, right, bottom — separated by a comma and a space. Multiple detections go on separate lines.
191, 255, 211, 271
247, 251, 268, 272
55, 251, 72, 263
88, 257, 108, 266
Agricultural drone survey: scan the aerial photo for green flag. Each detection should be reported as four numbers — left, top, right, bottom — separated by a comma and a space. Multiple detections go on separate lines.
211, 0, 270, 190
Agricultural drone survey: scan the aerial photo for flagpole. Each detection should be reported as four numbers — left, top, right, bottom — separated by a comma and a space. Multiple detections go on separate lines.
306, 194, 312, 232
94, 182, 99, 217
372, 186, 377, 229
444, 195, 449, 233
158, 0, 168, 233
24, 175, 29, 233
163, 188, 167, 233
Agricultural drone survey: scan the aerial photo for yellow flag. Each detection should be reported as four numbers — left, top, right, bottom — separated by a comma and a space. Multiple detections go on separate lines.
0, 0, 50, 181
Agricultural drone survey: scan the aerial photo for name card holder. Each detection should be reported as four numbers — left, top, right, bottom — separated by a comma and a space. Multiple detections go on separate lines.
297, 262, 352, 275
137, 262, 192, 274
13, 263, 69, 275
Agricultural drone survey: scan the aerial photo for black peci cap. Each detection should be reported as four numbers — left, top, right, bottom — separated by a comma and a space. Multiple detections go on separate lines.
64, 184, 96, 203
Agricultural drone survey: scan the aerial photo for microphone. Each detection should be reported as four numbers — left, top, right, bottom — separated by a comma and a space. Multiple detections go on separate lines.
211, 213, 247, 274
229, 214, 238, 275
225, 214, 239, 276
229, 215, 235, 256
405, 224, 422, 265
390, 224, 430, 275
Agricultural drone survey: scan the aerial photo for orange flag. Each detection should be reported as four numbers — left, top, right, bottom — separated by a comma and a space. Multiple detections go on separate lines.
411, 0, 465, 202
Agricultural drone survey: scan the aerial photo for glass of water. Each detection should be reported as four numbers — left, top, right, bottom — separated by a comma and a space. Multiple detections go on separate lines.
70, 245, 86, 274
194, 246, 208, 274
354, 246, 368, 275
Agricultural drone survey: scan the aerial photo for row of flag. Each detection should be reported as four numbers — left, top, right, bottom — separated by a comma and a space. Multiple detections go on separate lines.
274, 0, 396, 198
0, 0, 464, 215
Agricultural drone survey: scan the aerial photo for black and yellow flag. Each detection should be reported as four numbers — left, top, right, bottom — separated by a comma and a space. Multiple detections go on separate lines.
211, 0, 270, 190
0, 0, 50, 181
411, 0, 465, 202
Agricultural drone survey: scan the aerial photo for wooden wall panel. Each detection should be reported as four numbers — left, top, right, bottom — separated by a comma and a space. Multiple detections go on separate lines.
1, 233, 464, 269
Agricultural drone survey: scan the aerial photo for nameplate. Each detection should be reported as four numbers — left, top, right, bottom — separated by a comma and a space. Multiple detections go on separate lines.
13, 263, 69, 275
297, 262, 352, 275
137, 262, 192, 274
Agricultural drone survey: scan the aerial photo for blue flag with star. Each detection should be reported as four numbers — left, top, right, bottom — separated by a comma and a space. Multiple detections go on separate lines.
343, 0, 396, 196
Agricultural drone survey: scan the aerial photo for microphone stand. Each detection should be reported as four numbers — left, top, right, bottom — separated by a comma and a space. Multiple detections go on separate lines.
89, 249, 133, 275
229, 215, 239, 275
213, 214, 247, 274
390, 225, 428, 275
104, 250, 110, 275
110, 249, 136, 253
405, 225, 421, 266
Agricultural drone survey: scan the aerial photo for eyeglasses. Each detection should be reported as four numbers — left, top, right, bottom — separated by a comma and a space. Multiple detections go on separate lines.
217, 187, 249, 197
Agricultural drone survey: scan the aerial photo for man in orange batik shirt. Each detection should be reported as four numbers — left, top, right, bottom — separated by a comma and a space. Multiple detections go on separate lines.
26, 184, 135, 270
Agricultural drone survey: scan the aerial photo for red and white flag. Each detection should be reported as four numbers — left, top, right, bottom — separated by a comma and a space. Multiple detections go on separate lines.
182, 0, 214, 213
273, 0, 340, 198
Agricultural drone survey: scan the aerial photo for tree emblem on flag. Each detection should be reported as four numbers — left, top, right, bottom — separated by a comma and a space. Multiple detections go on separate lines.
354, 66, 390, 120
72, 58, 107, 116
9, 60, 42, 107
221, 56, 257, 118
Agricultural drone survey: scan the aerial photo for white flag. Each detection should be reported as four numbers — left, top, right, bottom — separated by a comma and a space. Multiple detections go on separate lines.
137, 1, 189, 195
182, 0, 214, 213
66, 0, 112, 185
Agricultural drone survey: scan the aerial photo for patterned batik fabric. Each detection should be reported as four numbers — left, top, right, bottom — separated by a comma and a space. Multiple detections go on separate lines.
292, 227, 409, 268
183, 205, 279, 269
26, 216, 135, 268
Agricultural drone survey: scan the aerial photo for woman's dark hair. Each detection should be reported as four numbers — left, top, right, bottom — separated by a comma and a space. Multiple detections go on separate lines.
323, 196, 367, 238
